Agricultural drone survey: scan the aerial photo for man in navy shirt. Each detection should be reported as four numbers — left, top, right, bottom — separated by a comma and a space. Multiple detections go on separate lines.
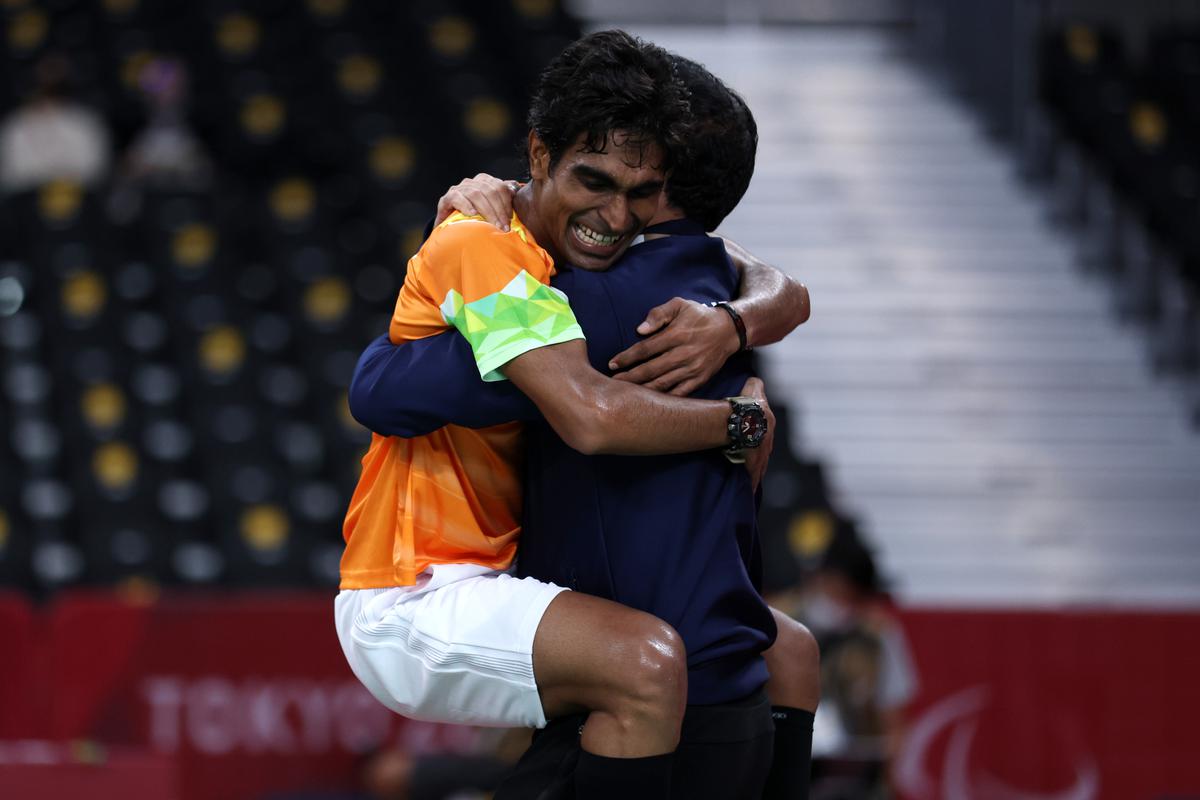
350, 56, 817, 799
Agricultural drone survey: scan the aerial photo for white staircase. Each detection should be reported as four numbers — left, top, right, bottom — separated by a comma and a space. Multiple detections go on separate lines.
617, 25, 1200, 608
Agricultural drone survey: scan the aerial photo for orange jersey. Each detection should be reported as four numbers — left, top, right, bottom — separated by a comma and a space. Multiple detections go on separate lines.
339, 213, 585, 588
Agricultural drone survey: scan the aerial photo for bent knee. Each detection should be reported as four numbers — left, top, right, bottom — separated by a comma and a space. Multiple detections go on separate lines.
776, 613, 820, 669
618, 616, 688, 713
766, 609, 821, 710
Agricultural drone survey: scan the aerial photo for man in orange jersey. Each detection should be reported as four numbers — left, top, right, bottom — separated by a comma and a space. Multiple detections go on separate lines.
335, 31, 772, 799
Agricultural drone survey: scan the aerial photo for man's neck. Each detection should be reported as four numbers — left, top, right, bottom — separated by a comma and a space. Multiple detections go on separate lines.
643, 206, 687, 240
512, 185, 557, 261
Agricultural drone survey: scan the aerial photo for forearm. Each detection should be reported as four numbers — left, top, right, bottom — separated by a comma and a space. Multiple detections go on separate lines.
723, 238, 810, 347
502, 340, 729, 456
349, 333, 537, 437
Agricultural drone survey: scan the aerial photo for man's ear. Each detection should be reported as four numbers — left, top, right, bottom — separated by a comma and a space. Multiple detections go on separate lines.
528, 131, 550, 180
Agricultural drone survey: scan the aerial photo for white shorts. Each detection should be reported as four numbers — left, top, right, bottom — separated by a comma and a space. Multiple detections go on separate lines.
334, 563, 569, 728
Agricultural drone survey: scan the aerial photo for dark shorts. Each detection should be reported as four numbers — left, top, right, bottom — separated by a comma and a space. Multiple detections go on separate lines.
494, 690, 775, 800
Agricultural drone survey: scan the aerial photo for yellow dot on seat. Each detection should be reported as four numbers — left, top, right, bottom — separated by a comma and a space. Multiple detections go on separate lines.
400, 225, 425, 261
103, 0, 139, 16
121, 50, 155, 89
82, 383, 127, 431
241, 504, 290, 552
789, 510, 834, 560
338, 390, 362, 434
338, 54, 382, 99
172, 223, 217, 269
306, 0, 347, 19
464, 97, 511, 144
8, 9, 48, 54
369, 136, 415, 182
269, 177, 316, 223
199, 325, 247, 376
93, 441, 139, 492
429, 16, 476, 58
305, 276, 351, 325
1130, 102, 1167, 150
216, 13, 260, 57
513, 0, 554, 19
1065, 25, 1097, 66
241, 94, 285, 139
38, 180, 83, 224
61, 270, 107, 322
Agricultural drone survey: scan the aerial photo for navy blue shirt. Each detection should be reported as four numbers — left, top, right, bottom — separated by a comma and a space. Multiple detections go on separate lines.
349, 220, 776, 704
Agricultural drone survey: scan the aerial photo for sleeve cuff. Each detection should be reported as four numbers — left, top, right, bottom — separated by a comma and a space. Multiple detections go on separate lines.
475, 325, 586, 382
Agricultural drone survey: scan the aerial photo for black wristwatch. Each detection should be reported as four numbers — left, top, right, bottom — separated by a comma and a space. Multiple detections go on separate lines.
724, 396, 767, 463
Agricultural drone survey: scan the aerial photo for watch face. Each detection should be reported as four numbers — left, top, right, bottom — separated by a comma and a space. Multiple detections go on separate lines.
727, 398, 767, 451
741, 412, 765, 444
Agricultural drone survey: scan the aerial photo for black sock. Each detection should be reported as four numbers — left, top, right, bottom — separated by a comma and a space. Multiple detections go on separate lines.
574, 750, 673, 800
762, 706, 814, 800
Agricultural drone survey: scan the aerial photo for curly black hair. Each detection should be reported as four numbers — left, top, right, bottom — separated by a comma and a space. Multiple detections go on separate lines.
665, 56, 758, 232
525, 30, 691, 174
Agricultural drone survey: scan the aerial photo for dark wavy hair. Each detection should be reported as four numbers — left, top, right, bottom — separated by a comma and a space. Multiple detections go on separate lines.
526, 30, 691, 174
665, 56, 758, 232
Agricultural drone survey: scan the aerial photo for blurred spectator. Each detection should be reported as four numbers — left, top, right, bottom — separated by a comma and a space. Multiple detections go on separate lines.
774, 523, 918, 800
0, 54, 111, 192
118, 57, 211, 189
107, 56, 214, 225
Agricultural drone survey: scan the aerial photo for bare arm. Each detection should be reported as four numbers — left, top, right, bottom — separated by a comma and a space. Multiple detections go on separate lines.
722, 237, 810, 347
610, 239, 810, 396
502, 339, 733, 456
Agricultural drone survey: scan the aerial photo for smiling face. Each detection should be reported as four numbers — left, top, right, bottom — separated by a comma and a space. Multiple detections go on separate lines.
519, 129, 666, 272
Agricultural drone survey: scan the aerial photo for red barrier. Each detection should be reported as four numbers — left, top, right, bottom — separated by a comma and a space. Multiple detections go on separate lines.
0, 593, 39, 739
29, 590, 484, 800
894, 608, 1200, 800
0, 741, 178, 800
3, 593, 1198, 800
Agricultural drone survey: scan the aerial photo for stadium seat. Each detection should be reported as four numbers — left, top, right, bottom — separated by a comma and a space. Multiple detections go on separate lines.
0, 0, 842, 598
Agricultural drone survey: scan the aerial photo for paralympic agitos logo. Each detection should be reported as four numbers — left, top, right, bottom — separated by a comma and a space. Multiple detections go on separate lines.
894, 686, 1100, 800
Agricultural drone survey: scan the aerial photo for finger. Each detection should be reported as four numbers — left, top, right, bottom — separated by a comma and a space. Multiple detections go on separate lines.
644, 366, 693, 394
468, 179, 516, 229
473, 172, 502, 185
635, 297, 686, 336
612, 351, 687, 385
608, 330, 684, 371
740, 376, 764, 399
435, 194, 465, 225
668, 374, 708, 397
460, 188, 509, 230
439, 188, 477, 220
434, 203, 452, 226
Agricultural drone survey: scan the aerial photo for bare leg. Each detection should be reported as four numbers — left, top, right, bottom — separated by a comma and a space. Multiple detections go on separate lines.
532, 591, 687, 757
764, 607, 820, 711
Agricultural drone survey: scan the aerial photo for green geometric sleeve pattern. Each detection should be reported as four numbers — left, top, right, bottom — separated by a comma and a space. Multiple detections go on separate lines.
440, 270, 586, 382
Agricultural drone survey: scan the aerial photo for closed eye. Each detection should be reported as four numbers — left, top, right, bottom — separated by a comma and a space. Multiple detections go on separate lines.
628, 185, 661, 200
